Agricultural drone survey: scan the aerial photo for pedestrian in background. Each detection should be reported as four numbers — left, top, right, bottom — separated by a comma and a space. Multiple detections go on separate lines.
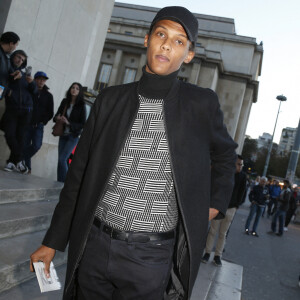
269, 179, 291, 236
245, 176, 269, 237
0, 31, 20, 98
267, 179, 281, 217
2, 50, 36, 173
284, 185, 299, 231
202, 155, 247, 266
23, 71, 54, 173
53, 82, 86, 182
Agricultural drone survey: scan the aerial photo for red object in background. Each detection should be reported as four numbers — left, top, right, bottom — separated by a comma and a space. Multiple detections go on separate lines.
68, 145, 77, 165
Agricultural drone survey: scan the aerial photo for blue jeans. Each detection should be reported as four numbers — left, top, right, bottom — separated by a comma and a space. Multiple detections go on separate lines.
57, 134, 78, 182
245, 203, 264, 232
24, 123, 44, 170
271, 209, 286, 234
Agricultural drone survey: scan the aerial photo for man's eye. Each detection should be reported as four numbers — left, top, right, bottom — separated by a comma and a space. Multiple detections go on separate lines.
157, 32, 165, 37
177, 40, 183, 45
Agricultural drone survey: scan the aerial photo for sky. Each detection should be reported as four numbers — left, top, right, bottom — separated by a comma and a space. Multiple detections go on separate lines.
116, 0, 300, 143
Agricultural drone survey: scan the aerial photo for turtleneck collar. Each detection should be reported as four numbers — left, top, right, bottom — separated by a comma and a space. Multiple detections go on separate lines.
138, 66, 179, 99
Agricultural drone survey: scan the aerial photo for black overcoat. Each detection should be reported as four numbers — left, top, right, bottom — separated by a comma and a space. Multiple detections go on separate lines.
43, 79, 237, 299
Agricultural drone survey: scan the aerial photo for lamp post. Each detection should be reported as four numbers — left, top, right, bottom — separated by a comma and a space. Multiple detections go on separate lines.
262, 95, 287, 177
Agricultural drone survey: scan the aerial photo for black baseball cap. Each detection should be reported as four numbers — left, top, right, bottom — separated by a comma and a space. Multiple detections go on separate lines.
150, 6, 199, 44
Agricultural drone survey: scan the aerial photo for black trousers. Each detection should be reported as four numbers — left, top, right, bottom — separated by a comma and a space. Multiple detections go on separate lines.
3, 109, 31, 164
77, 223, 175, 300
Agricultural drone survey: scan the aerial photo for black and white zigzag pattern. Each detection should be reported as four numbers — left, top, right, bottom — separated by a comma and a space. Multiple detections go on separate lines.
95, 95, 178, 232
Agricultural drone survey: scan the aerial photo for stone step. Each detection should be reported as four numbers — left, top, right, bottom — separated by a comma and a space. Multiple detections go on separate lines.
0, 230, 68, 293
191, 254, 243, 300
0, 200, 58, 239
0, 170, 62, 204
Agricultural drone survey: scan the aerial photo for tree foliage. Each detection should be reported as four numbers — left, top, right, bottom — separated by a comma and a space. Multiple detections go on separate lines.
241, 137, 300, 180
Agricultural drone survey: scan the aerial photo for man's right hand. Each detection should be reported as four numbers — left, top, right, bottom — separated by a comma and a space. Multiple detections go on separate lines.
30, 245, 56, 278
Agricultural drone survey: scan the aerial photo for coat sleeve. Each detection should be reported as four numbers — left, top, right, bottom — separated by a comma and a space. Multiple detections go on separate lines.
43, 93, 54, 124
208, 92, 237, 219
42, 96, 102, 251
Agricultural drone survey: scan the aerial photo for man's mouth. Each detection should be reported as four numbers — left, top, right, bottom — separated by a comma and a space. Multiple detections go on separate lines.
155, 55, 169, 62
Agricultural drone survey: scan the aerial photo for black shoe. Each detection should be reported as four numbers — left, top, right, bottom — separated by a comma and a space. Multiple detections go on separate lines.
201, 253, 210, 263
252, 231, 259, 237
245, 229, 250, 235
213, 256, 222, 267
276, 233, 283, 237
267, 231, 275, 235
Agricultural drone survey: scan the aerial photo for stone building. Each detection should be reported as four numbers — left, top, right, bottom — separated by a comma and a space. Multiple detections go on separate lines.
278, 127, 297, 155
95, 2, 263, 154
257, 132, 272, 149
0, 1, 263, 179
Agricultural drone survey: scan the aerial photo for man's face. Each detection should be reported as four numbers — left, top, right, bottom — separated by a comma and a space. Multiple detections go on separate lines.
8, 41, 18, 54
235, 159, 243, 173
13, 53, 25, 68
260, 178, 267, 186
144, 19, 195, 76
35, 77, 47, 90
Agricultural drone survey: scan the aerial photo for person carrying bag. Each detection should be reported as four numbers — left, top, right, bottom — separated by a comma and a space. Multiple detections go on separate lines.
52, 105, 67, 136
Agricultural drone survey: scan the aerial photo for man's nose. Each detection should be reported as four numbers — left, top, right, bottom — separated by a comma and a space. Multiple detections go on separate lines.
161, 40, 171, 51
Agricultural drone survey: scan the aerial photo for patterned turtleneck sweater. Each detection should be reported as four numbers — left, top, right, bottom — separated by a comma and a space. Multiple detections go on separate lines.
95, 67, 179, 232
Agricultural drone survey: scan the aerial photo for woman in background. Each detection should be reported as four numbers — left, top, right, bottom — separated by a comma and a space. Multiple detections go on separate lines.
53, 82, 86, 182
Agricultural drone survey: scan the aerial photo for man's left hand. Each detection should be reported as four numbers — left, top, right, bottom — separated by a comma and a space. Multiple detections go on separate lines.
209, 208, 219, 220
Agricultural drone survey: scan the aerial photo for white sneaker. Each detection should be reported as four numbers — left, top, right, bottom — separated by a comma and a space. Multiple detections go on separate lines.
283, 227, 288, 232
16, 161, 28, 174
4, 162, 16, 172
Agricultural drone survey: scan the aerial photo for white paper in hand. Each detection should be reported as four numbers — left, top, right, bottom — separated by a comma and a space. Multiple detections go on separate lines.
33, 261, 61, 293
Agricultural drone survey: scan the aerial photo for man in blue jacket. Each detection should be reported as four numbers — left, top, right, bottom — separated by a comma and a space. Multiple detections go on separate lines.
23, 71, 54, 173
267, 179, 281, 217
2, 50, 36, 173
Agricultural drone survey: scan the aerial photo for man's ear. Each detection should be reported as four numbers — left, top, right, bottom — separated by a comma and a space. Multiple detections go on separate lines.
184, 50, 195, 64
144, 34, 149, 48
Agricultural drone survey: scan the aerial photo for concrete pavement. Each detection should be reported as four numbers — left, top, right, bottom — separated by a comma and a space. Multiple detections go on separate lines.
223, 202, 300, 300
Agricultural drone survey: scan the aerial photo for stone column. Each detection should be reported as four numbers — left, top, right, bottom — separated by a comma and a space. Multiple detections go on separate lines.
136, 53, 147, 81
188, 62, 201, 85
216, 78, 246, 138
198, 64, 218, 91
234, 87, 253, 152
108, 49, 123, 86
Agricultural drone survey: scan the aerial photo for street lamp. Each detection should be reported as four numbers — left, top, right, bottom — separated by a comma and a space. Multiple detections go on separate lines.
262, 95, 287, 177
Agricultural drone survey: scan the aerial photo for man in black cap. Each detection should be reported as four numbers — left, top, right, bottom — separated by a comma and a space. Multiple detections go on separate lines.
30, 6, 237, 299
23, 71, 54, 173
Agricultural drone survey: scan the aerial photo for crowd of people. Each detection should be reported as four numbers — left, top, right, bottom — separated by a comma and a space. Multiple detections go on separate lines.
244, 176, 299, 237
0, 31, 86, 182
200, 156, 300, 268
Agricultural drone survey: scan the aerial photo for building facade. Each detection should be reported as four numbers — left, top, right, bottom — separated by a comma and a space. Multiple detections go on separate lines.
95, 2, 263, 154
278, 127, 297, 155
257, 132, 272, 149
